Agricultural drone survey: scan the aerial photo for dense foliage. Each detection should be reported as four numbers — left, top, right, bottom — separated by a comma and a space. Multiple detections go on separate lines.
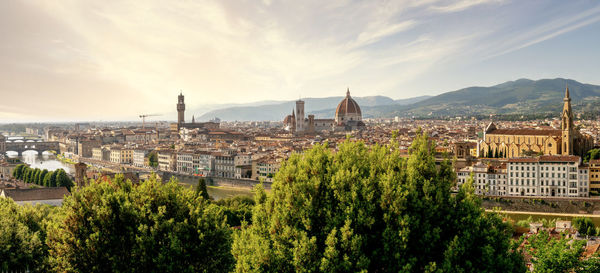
572, 216, 597, 236
148, 151, 159, 168
232, 132, 526, 272
215, 195, 255, 227
5, 133, 600, 272
0, 198, 56, 272
521, 230, 600, 273
584, 148, 600, 163
12, 164, 73, 189
46, 174, 234, 273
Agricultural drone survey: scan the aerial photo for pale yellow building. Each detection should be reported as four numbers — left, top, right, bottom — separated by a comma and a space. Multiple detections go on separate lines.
589, 159, 600, 193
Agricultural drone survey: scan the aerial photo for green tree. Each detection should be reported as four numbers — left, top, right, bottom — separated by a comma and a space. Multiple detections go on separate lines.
573, 217, 596, 236
12, 164, 25, 179
584, 148, 600, 163
195, 178, 210, 200
522, 230, 600, 273
49, 170, 58, 187
215, 195, 255, 227
232, 133, 525, 272
148, 151, 158, 168
24, 167, 33, 183
39, 169, 49, 185
0, 198, 57, 272
47, 175, 234, 272
33, 169, 42, 185
55, 169, 73, 189
42, 172, 52, 187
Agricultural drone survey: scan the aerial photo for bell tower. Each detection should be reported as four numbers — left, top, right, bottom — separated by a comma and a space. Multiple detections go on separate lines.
561, 85, 574, 155
177, 92, 185, 126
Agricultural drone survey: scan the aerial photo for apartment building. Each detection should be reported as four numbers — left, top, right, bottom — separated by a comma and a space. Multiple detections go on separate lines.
457, 163, 507, 196
215, 153, 236, 178
589, 159, 600, 194
158, 150, 177, 172
176, 151, 194, 174
507, 155, 589, 197
133, 149, 150, 168
109, 147, 133, 164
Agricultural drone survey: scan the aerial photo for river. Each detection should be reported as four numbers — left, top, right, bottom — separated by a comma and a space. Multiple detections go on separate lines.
6, 151, 74, 174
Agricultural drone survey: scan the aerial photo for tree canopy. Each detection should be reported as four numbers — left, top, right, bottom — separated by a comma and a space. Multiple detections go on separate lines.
12, 164, 73, 190
232, 132, 525, 272
46, 174, 234, 273
0, 198, 56, 272
521, 230, 600, 273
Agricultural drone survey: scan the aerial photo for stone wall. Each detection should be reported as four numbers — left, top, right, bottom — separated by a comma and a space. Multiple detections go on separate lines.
160, 172, 272, 190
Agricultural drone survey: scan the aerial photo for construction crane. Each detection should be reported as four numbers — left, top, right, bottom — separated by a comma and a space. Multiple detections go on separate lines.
139, 114, 161, 129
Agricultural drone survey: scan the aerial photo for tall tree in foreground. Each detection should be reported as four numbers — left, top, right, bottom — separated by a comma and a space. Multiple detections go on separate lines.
47, 175, 234, 273
232, 132, 525, 272
0, 198, 56, 272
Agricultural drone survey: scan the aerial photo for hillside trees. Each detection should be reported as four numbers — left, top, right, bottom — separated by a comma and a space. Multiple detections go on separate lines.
47, 175, 234, 272
232, 132, 525, 272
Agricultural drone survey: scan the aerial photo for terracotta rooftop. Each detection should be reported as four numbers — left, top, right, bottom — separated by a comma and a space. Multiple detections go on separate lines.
508, 155, 580, 163
487, 128, 561, 136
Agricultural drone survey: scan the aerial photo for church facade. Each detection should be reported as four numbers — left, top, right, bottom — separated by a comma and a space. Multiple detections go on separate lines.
479, 87, 593, 158
284, 88, 365, 134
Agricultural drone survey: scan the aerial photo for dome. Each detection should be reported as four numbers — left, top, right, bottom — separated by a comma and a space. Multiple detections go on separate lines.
283, 114, 293, 124
335, 88, 362, 120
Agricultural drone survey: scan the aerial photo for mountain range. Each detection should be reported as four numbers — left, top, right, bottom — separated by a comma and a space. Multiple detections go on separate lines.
195, 78, 600, 121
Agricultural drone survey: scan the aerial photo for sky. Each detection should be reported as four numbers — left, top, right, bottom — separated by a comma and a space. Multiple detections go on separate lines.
1, 0, 600, 122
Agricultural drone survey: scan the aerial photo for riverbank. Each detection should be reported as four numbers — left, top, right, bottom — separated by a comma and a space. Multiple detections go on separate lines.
56, 153, 76, 165
488, 209, 600, 226
482, 196, 600, 214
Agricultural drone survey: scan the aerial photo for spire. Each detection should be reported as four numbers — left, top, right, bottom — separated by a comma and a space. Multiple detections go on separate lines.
192, 115, 195, 123
346, 87, 350, 97
565, 83, 570, 99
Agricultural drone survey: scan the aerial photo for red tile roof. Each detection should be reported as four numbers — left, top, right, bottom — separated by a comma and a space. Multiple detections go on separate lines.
487, 128, 561, 136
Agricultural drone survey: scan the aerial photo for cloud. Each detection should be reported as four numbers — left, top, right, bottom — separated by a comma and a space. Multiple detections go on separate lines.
1, 0, 599, 121
482, 4, 600, 59
429, 0, 505, 13
355, 20, 417, 48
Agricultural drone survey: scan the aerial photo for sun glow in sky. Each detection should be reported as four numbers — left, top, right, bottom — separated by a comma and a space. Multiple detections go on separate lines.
1, 0, 600, 121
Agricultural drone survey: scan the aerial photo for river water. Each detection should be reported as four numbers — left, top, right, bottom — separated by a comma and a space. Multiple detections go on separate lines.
6, 151, 74, 174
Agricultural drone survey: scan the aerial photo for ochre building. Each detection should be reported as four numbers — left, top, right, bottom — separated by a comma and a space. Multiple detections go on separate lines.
479, 87, 593, 158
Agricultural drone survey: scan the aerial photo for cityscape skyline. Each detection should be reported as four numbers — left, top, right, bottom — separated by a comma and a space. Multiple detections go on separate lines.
2, 1, 600, 122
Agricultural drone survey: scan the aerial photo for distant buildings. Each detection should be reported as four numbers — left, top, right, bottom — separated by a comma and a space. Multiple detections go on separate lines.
507, 155, 589, 197
284, 88, 365, 135
479, 87, 593, 158
170, 92, 220, 135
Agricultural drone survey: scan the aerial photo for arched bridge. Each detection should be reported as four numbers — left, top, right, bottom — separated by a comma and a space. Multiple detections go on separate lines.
3, 141, 60, 155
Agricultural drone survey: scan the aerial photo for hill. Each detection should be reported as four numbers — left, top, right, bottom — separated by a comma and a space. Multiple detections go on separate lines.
197, 95, 423, 121
369, 78, 600, 118
197, 79, 600, 121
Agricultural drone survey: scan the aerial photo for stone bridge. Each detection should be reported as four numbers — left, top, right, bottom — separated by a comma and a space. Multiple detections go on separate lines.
3, 141, 60, 155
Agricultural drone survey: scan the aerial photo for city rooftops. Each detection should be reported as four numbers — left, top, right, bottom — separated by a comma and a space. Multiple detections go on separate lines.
508, 155, 580, 163
487, 128, 561, 136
